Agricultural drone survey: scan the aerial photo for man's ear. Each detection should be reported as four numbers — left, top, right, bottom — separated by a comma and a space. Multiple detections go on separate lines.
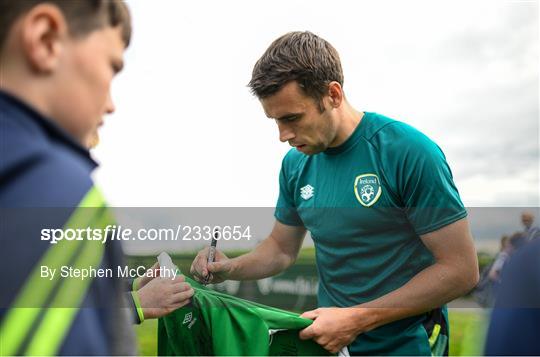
327, 81, 343, 108
20, 4, 69, 73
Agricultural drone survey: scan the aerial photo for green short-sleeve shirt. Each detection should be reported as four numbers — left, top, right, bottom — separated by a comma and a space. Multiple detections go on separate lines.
275, 112, 466, 355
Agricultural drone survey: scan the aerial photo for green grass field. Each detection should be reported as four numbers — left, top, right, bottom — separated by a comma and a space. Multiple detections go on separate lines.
134, 309, 488, 356
448, 310, 488, 356
135, 319, 158, 356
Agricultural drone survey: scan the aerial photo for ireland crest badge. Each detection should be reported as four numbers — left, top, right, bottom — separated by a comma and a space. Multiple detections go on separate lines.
354, 173, 382, 207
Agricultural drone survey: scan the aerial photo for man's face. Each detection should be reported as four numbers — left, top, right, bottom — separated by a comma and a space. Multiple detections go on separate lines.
52, 26, 125, 146
261, 81, 337, 155
521, 213, 534, 228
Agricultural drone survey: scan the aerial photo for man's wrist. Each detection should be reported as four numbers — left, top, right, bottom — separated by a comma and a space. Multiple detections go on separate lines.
132, 277, 141, 291
130, 290, 145, 323
348, 306, 381, 334
227, 257, 240, 280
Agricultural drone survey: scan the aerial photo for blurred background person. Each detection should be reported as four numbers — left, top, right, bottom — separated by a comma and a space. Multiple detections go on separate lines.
488, 235, 513, 283
485, 238, 540, 355
521, 211, 540, 242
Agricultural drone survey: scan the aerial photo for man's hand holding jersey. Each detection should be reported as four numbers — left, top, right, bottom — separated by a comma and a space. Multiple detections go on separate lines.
135, 262, 194, 319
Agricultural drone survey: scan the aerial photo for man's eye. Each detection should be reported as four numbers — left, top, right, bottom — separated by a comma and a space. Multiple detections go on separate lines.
286, 116, 298, 122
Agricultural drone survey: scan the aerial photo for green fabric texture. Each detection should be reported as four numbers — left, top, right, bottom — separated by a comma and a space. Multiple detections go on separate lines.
158, 277, 331, 356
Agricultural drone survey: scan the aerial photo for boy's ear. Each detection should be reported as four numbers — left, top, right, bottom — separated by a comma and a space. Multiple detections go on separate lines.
20, 3, 69, 73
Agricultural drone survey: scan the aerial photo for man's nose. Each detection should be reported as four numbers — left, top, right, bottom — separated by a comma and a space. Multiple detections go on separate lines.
105, 92, 115, 114
277, 122, 295, 143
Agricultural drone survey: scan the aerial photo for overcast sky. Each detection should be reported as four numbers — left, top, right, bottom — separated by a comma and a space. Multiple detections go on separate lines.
93, 0, 539, 209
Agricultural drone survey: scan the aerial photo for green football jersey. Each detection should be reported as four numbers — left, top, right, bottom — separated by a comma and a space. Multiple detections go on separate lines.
275, 112, 466, 355
158, 276, 334, 356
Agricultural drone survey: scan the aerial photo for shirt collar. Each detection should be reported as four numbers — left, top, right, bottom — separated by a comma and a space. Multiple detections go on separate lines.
0, 90, 98, 169
323, 112, 367, 156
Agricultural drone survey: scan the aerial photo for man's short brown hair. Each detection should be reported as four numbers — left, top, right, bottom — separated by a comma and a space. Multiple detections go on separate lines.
0, 0, 132, 51
248, 31, 344, 107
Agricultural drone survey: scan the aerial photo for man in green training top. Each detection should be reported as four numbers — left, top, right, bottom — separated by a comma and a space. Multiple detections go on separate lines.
191, 31, 479, 355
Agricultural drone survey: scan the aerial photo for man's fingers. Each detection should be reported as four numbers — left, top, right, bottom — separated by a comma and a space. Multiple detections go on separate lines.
328, 346, 340, 354
299, 325, 316, 340
150, 261, 160, 275
191, 247, 227, 283
171, 287, 194, 303
169, 281, 193, 297
190, 260, 203, 280
300, 309, 319, 320
172, 274, 186, 283
207, 260, 227, 273
207, 262, 219, 273
173, 283, 191, 294
322, 340, 343, 354
170, 298, 191, 310
190, 252, 208, 279
198, 249, 211, 276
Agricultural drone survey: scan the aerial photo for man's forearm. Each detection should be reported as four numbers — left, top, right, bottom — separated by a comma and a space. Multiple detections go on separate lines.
228, 235, 296, 280
351, 219, 480, 332
351, 261, 478, 332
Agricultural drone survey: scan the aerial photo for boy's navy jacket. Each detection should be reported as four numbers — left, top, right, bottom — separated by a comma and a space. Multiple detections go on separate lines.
0, 91, 134, 355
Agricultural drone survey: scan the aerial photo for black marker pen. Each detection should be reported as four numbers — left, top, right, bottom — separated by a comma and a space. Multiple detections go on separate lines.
203, 228, 219, 285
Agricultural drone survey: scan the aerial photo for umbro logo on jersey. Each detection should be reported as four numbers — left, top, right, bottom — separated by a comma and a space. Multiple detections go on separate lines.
354, 173, 382, 207
300, 184, 314, 200
182, 312, 193, 325
188, 317, 197, 329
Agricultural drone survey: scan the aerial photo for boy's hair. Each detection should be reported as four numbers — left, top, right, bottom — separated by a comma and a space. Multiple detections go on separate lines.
0, 0, 132, 51
248, 31, 344, 110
